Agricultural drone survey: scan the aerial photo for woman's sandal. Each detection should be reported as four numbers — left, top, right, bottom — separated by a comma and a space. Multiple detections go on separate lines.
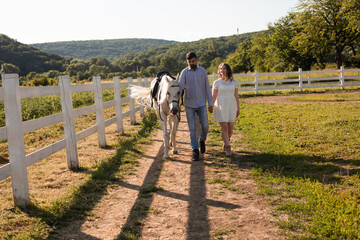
225, 145, 231, 157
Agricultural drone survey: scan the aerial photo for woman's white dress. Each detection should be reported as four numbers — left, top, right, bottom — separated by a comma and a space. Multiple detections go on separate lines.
213, 79, 238, 122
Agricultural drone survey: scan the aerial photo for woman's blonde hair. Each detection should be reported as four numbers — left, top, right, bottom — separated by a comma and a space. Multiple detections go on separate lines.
218, 63, 233, 81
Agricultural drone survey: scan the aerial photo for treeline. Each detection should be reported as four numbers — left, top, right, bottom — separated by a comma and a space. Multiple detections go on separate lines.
226, 0, 360, 72
31, 38, 178, 61
108, 32, 259, 78
0, 32, 259, 85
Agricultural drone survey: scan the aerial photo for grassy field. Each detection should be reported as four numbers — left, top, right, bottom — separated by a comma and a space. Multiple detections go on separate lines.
207, 89, 360, 239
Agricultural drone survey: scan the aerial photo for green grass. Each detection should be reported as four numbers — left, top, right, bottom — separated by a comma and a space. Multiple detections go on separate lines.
237, 102, 360, 165
210, 228, 236, 239
208, 177, 235, 187
228, 94, 360, 239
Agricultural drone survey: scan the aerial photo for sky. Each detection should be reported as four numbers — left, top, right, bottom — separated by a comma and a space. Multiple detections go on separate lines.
1, 0, 299, 44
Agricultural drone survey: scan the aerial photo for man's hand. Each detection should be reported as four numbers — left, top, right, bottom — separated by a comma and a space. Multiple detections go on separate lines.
208, 105, 213, 113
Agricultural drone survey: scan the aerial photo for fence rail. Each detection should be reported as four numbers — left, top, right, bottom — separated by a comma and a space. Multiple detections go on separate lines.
0, 74, 148, 207
209, 67, 360, 94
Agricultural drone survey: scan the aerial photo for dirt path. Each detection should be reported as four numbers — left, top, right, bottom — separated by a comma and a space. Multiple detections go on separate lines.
55, 112, 283, 240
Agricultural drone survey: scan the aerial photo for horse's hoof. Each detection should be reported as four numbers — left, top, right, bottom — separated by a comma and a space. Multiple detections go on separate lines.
163, 154, 170, 159
172, 149, 178, 154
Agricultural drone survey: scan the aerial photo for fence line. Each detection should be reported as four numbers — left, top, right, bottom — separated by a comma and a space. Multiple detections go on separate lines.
209, 67, 360, 93
0, 74, 147, 207
1, 67, 359, 206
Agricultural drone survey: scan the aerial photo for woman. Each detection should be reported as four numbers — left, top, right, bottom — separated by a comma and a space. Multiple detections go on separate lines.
212, 63, 240, 156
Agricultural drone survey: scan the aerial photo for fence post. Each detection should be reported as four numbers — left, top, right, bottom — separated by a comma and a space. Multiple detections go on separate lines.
128, 77, 136, 125
93, 76, 107, 147
137, 77, 144, 117
299, 68, 303, 92
254, 70, 259, 95
143, 77, 151, 110
340, 66, 345, 90
113, 76, 124, 134
143, 76, 148, 87
59, 75, 79, 169
3, 74, 29, 207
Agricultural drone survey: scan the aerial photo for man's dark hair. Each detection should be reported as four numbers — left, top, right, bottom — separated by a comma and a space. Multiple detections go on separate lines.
186, 52, 197, 60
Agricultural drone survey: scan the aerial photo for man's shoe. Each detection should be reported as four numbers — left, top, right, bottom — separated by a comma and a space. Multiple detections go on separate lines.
200, 140, 206, 154
192, 149, 200, 161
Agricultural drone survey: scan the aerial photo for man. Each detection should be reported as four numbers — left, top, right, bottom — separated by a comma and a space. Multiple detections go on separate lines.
179, 52, 213, 161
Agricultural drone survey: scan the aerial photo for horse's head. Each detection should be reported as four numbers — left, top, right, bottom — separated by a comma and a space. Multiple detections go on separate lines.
163, 74, 180, 116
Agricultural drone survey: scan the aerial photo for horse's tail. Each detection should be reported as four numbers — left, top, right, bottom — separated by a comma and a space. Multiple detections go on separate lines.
129, 85, 151, 107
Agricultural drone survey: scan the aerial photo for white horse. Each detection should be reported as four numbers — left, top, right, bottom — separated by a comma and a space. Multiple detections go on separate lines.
130, 74, 180, 158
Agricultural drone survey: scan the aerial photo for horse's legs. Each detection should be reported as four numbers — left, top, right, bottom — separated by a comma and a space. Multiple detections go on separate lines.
161, 114, 170, 158
169, 116, 178, 154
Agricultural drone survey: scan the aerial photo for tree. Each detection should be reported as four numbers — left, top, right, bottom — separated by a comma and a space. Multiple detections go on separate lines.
294, 0, 360, 68
89, 64, 111, 79
200, 50, 220, 70
95, 57, 111, 67
66, 60, 88, 76
31, 76, 49, 86
208, 57, 225, 74
145, 66, 158, 76
265, 13, 314, 71
159, 56, 181, 74
226, 41, 253, 73
343, 0, 360, 32
0, 63, 20, 74
46, 70, 60, 78
249, 33, 270, 72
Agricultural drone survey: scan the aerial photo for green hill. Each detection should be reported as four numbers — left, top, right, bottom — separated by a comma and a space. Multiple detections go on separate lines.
0, 34, 67, 76
32, 38, 178, 61
114, 31, 264, 74
121, 32, 262, 62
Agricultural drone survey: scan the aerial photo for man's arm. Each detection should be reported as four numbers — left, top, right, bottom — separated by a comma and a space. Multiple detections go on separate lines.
179, 69, 186, 94
204, 73, 213, 106
204, 72, 213, 113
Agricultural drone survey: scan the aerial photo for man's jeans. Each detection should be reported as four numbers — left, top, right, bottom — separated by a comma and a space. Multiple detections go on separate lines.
185, 105, 209, 151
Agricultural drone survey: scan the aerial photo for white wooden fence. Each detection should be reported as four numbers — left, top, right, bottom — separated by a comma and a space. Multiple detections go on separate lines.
0, 74, 149, 207
209, 67, 360, 93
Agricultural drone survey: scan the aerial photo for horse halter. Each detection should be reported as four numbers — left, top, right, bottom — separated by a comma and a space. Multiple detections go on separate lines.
168, 84, 180, 104
158, 83, 181, 122
168, 84, 181, 121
